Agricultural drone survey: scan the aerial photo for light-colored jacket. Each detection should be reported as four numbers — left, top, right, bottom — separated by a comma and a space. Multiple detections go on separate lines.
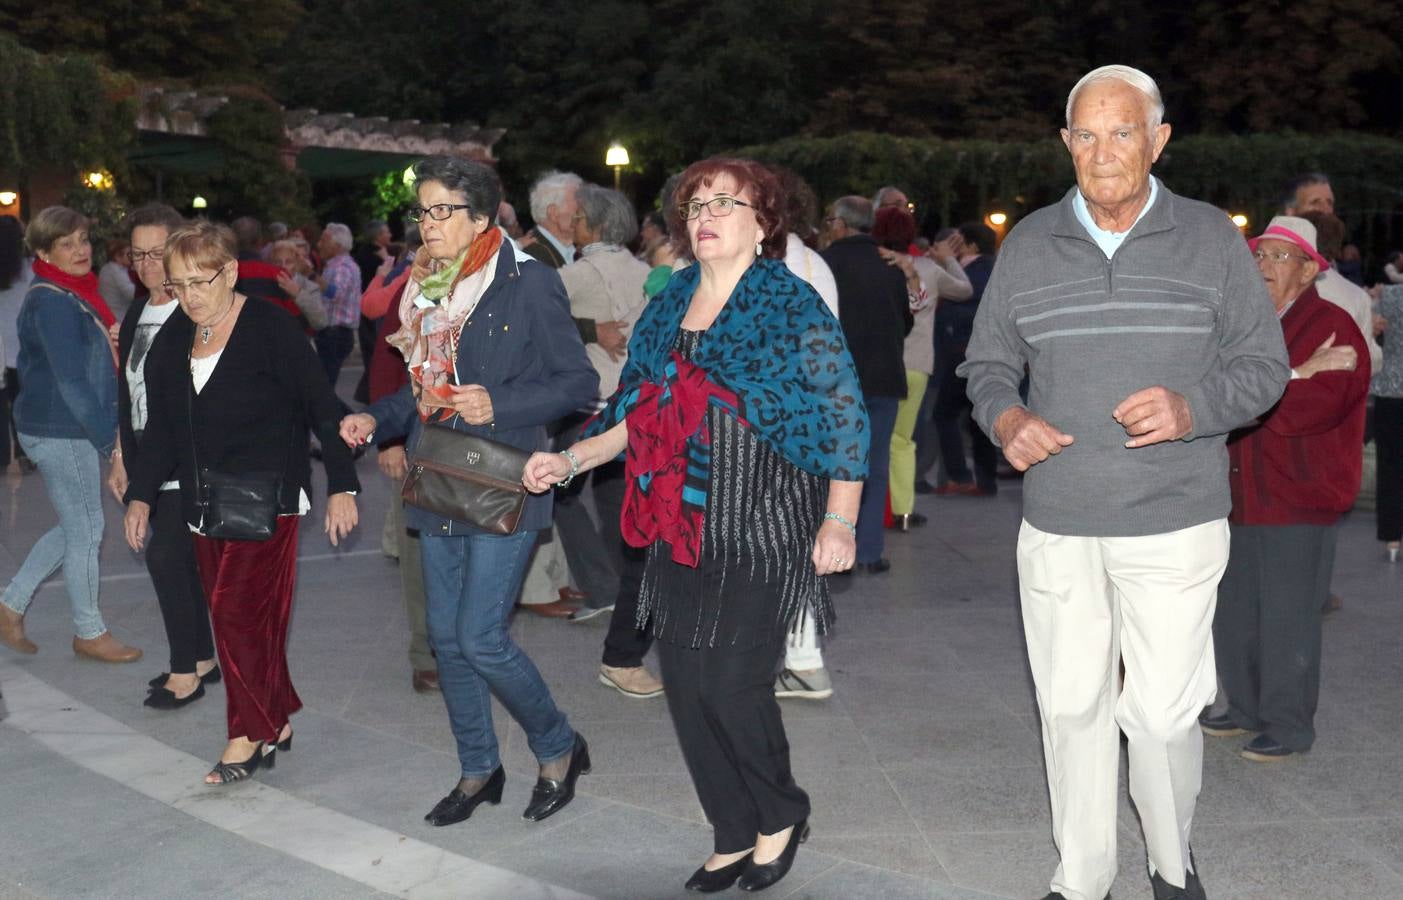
560, 244, 650, 400
1315, 267, 1380, 374
784, 232, 839, 315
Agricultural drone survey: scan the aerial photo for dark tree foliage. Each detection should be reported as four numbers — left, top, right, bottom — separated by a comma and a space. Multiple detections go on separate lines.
0, 0, 303, 86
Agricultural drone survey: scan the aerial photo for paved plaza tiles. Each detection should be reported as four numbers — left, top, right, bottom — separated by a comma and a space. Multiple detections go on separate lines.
3, 439, 1403, 899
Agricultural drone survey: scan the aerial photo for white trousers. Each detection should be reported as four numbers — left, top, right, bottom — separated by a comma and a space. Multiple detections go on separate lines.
1017, 518, 1228, 900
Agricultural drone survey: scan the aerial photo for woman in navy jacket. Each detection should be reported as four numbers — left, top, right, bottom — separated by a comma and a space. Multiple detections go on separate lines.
341, 156, 598, 828
0, 206, 142, 663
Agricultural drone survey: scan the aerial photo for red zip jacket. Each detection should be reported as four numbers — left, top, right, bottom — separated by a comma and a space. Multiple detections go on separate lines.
1228, 285, 1369, 525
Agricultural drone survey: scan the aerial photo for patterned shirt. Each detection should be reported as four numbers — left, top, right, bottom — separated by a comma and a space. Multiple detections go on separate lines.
320, 253, 362, 328
1374, 286, 1403, 398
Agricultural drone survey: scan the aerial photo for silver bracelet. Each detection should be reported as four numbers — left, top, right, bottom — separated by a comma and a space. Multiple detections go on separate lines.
557, 449, 580, 489
823, 512, 856, 535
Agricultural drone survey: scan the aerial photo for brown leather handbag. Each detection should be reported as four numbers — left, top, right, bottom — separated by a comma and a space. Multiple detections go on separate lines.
401, 424, 531, 534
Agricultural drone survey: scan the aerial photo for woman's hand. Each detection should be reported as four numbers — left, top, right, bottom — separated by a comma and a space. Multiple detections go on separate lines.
339, 413, 377, 448
124, 500, 151, 552
325, 493, 358, 546
449, 384, 494, 425
107, 453, 128, 503
522, 451, 572, 493
811, 519, 857, 576
378, 445, 408, 481
877, 246, 917, 280
1295, 332, 1357, 379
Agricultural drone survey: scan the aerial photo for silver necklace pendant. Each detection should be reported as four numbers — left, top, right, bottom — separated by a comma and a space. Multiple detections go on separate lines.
200, 325, 213, 344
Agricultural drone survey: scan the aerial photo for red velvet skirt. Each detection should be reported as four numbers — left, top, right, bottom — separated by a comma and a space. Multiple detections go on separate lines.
193, 517, 302, 742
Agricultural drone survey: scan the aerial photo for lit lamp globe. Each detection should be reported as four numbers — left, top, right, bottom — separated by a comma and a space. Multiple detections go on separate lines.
987, 211, 1008, 227
192, 195, 208, 210
0, 191, 17, 207
1230, 213, 1249, 229
606, 144, 630, 191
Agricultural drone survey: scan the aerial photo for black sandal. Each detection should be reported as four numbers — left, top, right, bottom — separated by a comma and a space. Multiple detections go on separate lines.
206, 741, 273, 785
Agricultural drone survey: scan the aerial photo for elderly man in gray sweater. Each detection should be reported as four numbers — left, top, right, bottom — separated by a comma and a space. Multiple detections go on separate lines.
960, 66, 1290, 900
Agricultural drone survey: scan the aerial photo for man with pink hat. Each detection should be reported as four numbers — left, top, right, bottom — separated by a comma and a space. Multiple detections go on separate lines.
1200, 214, 1369, 762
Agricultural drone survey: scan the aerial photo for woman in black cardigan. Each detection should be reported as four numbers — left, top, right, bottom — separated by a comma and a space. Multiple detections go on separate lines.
107, 204, 220, 709
124, 220, 360, 784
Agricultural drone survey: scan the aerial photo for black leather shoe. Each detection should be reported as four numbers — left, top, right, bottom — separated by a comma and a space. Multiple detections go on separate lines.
1241, 734, 1296, 762
855, 559, 891, 574
1198, 711, 1251, 737
424, 766, 505, 826
522, 733, 590, 822
685, 853, 752, 892
148, 665, 221, 689
143, 681, 206, 709
1150, 849, 1205, 900
737, 820, 808, 892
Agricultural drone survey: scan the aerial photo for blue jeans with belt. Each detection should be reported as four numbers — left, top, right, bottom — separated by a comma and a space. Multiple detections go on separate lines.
857, 396, 900, 565
1, 433, 107, 639
420, 529, 575, 778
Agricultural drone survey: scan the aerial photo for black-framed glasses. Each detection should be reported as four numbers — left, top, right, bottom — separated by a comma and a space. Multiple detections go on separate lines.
162, 264, 226, 298
130, 248, 165, 264
407, 203, 472, 223
678, 197, 753, 221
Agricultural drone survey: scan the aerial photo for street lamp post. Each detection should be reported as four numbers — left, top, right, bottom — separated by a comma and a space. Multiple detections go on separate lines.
606, 143, 630, 192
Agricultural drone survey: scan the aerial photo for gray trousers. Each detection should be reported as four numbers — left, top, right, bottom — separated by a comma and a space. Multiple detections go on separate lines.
1213, 522, 1336, 753
393, 501, 433, 672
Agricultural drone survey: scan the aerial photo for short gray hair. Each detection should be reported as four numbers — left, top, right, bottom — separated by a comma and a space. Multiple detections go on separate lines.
412, 156, 501, 223
871, 186, 907, 209
323, 222, 353, 253
529, 171, 583, 223
575, 184, 638, 246
361, 219, 388, 243
1065, 64, 1165, 130
832, 196, 874, 233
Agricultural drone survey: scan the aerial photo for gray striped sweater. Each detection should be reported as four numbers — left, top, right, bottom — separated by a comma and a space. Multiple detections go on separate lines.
959, 180, 1290, 537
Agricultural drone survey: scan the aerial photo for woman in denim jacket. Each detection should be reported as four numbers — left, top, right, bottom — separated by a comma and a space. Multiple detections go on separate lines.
0, 206, 142, 663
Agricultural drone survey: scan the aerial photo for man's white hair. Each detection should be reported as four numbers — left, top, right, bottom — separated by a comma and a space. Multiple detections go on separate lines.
323, 222, 353, 253
1065, 64, 1165, 130
528, 171, 583, 223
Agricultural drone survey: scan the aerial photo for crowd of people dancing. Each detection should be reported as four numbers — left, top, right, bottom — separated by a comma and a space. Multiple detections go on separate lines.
1, 63, 1399, 898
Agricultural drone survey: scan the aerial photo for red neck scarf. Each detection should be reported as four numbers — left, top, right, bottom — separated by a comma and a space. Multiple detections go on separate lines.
32, 259, 117, 328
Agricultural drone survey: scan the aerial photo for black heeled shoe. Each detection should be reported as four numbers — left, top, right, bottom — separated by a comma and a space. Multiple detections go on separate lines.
522, 733, 590, 822
685, 852, 753, 893
206, 741, 273, 785
276, 726, 293, 752
143, 681, 206, 710
425, 766, 505, 826
737, 820, 809, 892
147, 665, 221, 689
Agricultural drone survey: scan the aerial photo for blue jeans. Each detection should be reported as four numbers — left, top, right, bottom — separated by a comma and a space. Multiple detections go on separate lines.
421, 530, 575, 778
1, 433, 106, 638
857, 396, 900, 565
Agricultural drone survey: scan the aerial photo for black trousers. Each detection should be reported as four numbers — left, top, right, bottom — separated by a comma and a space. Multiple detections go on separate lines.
1375, 396, 1403, 541
314, 325, 356, 395
602, 541, 651, 668
148, 489, 214, 673
1, 367, 22, 466
556, 457, 624, 608
1214, 522, 1335, 753
931, 344, 996, 491
657, 633, 809, 853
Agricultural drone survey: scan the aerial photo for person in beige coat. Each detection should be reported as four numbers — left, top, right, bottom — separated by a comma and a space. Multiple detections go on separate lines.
555, 184, 663, 698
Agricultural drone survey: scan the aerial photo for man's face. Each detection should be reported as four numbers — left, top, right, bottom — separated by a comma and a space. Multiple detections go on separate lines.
1061, 80, 1172, 214
1290, 183, 1335, 215
374, 225, 391, 249
1254, 238, 1319, 310
317, 229, 338, 258
549, 186, 579, 240
878, 190, 909, 211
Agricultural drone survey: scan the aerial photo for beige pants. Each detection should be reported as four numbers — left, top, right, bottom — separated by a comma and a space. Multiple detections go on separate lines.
1017, 518, 1227, 900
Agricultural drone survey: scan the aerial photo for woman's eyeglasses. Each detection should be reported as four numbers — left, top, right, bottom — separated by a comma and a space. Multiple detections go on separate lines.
677, 197, 753, 221
162, 264, 226, 298
407, 204, 472, 223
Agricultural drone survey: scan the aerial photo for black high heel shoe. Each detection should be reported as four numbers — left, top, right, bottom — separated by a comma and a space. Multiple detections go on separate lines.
522, 733, 590, 822
737, 820, 809, 892
425, 766, 505, 826
206, 741, 273, 785
276, 726, 293, 752
685, 852, 753, 893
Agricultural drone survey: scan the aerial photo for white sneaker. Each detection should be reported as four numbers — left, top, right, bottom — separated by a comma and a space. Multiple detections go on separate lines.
774, 667, 833, 700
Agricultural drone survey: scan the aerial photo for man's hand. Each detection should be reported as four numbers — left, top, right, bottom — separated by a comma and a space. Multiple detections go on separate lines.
595, 320, 628, 361
107, 453, 128, 503
450, 384, 494, 425
1113, 386, 1193, 448
1295, 332, 1357, 379
993, 407, 1074, 471
378, 445, 408, 481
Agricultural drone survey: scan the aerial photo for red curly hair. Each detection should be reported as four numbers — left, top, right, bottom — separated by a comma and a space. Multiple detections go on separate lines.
667, 157, 788, 260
